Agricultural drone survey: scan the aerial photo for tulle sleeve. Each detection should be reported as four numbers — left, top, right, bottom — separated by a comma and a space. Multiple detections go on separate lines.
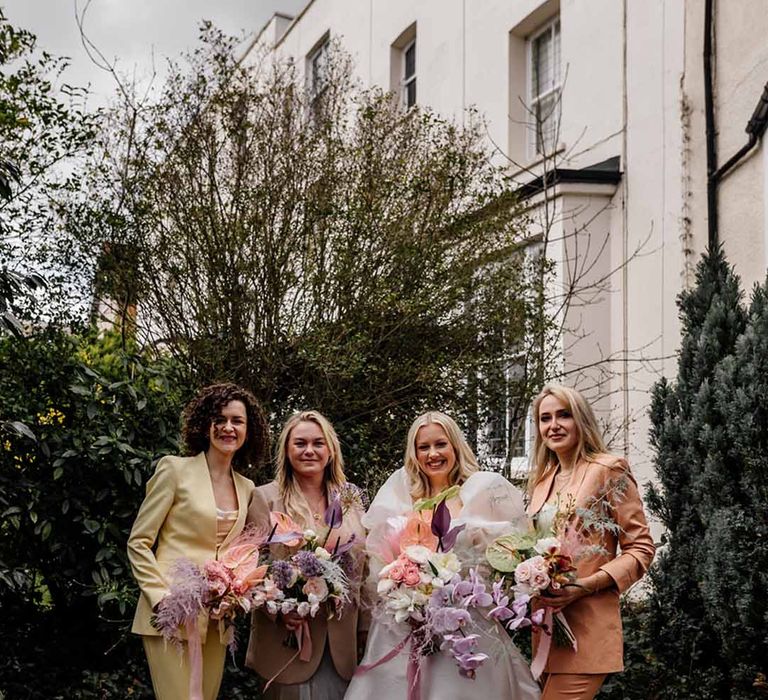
362, 468, 412, 530
361, 468, 412, 580
453, 471, 530, 565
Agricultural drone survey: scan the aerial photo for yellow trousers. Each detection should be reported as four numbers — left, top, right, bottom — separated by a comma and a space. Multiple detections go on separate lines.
142, 624, 227, 700
541, 673, 607, 700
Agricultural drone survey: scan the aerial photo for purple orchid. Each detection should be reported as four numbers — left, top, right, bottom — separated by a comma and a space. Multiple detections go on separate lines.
452, 569, 493, 608
488, 581, 534, 631
442, 634, 489, 680
324, 493, 343, 530
428, 606, 471, 634
430, 499, 466, 552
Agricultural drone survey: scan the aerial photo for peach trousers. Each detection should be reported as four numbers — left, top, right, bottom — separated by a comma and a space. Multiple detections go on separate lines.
541, 673, 607, 700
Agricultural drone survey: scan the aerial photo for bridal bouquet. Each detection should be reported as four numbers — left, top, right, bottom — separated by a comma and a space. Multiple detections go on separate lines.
361, 489, 533, 690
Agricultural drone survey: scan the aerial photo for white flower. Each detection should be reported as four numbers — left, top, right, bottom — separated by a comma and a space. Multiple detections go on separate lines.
310, 602, 320, 616
314, 547, 332, 560
266, 601, 279, 615
431, 577, 445, 588
281, 600, 296, 614
377, 578, 396, 594
304, 529, 318, 540
296, 601, 311, 617
419, 572, 433, 585
534, 537, 559, 555
403, 544, 432, 564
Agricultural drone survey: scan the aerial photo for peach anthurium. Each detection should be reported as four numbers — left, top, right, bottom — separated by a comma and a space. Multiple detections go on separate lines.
400, 510, 439, 552
269, 511, 304, 547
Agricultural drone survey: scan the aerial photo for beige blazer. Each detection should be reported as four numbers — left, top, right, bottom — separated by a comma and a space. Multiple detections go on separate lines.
127, 452, 256, 637
245, 481, 368, 684
528, 455, 655, 674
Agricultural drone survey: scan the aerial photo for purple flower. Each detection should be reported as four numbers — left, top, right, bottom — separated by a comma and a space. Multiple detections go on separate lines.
324, 494, 343, 530
292, 550, 324, 578
270, 560, 297, 590
431, 499, 466, 552
453, 569, 493, 608
441, 633, 489, 680
429, 606, 471, 634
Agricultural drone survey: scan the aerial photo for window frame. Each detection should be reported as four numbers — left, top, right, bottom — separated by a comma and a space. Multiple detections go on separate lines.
527, 17, 562, 157
307, 34, 331, 104
401, 38, 417, 109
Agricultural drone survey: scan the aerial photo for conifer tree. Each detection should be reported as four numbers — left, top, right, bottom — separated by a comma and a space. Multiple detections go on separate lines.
701, 278, 768, 696
646, 246, 746, 697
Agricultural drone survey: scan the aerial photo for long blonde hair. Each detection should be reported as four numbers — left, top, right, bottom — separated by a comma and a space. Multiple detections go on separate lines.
528, 383, 608, 495
275, 410, 346, 524
404, 411, 480, 500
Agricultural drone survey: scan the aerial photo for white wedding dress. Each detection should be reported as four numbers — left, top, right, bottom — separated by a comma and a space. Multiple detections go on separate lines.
344, 469, 540, 699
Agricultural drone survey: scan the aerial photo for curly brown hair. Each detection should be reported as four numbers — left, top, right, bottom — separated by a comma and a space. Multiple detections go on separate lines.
181, 383, 270, 474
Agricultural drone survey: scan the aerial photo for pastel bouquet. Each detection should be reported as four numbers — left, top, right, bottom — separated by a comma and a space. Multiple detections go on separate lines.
251, 483, 367, 670
486, 506, 586, 679
152, 525, 284, 700
359, 487, 534, 696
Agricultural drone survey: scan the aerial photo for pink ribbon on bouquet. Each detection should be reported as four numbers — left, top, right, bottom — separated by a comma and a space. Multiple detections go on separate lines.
530, 607, 578, 681
263, 619, 314, 692
355, 632, 420, 700
184, 619, 204, 700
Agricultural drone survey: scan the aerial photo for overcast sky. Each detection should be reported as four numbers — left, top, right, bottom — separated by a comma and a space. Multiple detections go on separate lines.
3, 0, 308, 108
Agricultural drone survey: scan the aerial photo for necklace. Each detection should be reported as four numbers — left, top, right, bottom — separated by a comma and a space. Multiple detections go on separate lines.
305, 494, 326, 521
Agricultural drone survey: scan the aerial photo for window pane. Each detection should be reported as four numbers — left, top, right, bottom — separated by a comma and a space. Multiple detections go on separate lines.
406, 78, 416, 107
535, 91, 559, 154
533, 29, 552, 95
405, 43, 416, 79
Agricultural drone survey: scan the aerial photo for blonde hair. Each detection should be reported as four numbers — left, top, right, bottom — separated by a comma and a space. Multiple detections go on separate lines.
404, 411, 480, 500
275, 410, 346, 524
528, 383, 608, 495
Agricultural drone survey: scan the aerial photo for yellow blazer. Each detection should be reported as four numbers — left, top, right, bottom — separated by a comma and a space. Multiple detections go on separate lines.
244, 481, 368, 684
127, 452, 256, 637
528, 455, 655, 674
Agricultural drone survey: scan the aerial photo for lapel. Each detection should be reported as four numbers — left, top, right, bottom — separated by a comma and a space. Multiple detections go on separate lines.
190, 451, 218, 531
528, 468, 557, 516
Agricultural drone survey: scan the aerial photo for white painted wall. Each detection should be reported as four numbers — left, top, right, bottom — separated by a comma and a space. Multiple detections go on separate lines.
248, 0, 765, 500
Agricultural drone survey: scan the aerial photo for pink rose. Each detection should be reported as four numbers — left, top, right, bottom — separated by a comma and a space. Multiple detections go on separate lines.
529, 556, 548, 575
303, 577, 329, 602
514, 561, 532, 584
403, 568, 421, 587
204, 560, 232, 598
531, 571, 551, 591
389, 563, 406, 582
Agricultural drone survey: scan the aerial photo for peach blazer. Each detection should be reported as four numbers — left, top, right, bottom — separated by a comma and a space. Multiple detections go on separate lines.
127, 452, 256, 638
245, 481, 368, 685
528, 455, 655, 674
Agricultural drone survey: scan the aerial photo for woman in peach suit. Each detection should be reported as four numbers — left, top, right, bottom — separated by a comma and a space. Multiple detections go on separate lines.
245, 410, 368, 700
527, 384, 655, 700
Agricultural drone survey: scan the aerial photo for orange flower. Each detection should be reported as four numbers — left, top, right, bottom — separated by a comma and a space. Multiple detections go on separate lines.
269, 511, 304, 547
400, 511, 438, 552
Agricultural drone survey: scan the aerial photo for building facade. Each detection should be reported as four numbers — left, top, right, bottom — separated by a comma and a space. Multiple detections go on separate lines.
249, 0, 768, 491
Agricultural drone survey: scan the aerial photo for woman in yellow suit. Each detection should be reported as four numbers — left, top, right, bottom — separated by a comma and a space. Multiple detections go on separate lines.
128, 383, 270, 700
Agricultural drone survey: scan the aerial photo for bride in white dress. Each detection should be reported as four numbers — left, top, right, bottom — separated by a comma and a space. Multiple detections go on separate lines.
345, 411, 540, 699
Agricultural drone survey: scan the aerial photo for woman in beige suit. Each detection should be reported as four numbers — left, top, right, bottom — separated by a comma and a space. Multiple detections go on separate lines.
127, 383, 269, 700
527, 384, 655, 700
245, 410, 368, 700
